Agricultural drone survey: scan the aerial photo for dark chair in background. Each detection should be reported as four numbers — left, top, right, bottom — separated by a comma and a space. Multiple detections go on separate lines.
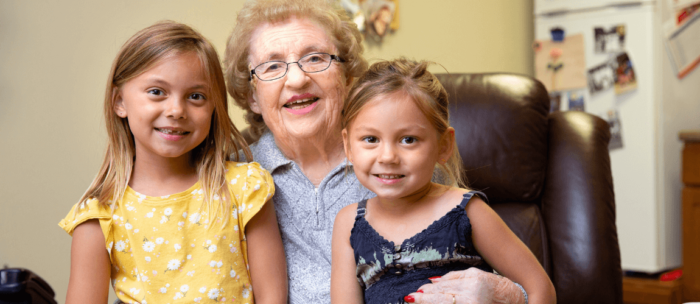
436, 73, 621, 304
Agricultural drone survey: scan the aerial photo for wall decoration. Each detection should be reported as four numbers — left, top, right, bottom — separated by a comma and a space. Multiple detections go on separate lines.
594, 25, 626, 53
549, 92, 562, 113
602, 108, 624, 150
341, 0, 399, 42
613, 52, 637, 95
568, 91, 585, 111
534, 33, 587, 93
587, 60, 615, 95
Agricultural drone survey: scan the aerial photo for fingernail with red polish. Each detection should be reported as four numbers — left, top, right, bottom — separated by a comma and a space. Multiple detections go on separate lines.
404, 295, 415, 303
428, 276, 441, 280
417, 290, 424, 293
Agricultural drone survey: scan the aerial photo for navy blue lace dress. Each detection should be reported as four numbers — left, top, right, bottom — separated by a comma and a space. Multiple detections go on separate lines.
349, 191, 493, 304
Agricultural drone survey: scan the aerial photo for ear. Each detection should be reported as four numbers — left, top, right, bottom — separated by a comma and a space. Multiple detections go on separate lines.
438, 127, 455, 165
342, 128, 351, 163
112, 87, 127, 118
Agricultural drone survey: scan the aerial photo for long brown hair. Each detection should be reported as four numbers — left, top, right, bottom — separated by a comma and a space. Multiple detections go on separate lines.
78, 21, 252, 227
342, 58, 466, 188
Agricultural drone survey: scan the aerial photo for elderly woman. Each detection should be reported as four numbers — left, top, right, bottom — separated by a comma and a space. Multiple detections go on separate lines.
224, 0, 534, 303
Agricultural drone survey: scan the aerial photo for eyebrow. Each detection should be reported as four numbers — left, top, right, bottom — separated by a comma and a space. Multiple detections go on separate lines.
261, 45, 328, 62
147, 78, 209, 91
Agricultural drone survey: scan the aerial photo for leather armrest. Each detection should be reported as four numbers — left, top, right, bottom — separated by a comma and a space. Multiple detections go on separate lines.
541, 111, 622, 304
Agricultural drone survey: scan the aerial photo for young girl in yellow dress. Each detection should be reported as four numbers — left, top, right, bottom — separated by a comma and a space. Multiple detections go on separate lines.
59, 21, 287, 304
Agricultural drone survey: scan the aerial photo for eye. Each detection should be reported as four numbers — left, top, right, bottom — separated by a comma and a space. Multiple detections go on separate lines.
148, 88, 164, 96
400, 136, 417, 144
189, 93, 206, 101
361, 136, 378, 144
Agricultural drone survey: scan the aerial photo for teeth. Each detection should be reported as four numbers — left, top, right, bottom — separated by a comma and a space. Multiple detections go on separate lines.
288, 97, 319, 105
158, 128, 187, 135
377, 174, 402, 179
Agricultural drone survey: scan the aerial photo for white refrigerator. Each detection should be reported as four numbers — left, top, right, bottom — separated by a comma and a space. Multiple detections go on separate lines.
535, 0, 700, 273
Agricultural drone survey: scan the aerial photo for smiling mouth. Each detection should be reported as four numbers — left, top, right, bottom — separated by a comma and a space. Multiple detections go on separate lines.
374, 174, 405, 179
155, 128, 190, 135
284, 97, 319, 110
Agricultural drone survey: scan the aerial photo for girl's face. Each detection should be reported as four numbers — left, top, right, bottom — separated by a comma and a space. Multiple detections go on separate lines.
342, 91, 453, 200
114, 52, 215, 163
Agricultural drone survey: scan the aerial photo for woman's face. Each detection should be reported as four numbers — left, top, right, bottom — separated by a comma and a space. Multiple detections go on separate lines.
247, 16, 348, 142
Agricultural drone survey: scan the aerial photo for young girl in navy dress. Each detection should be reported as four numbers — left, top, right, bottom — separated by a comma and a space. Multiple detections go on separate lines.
331, 58, 555, 304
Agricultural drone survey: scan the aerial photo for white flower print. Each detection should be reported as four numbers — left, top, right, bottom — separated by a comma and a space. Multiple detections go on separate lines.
239, 204, 246, 212
140, 274, 148, 282
231, 178, 237, 185
242, 287, 250, 298
206, 240, 212, 245
180, 285, 189, 293
187, 254, 192, 260
249, 203, 254, 210
207, 288, 219, 300
254, 184, 261, 191
113, 214, 119, 220
160, 215, 168, 224
126, 206, 135, 211
173, 292, 183, 300
247, 169, 254, 176
208, 245, 217, 253
199, 287, 207, 293
115, 241, 126, 252
130, 288, 140, 295
209, 260, 217, 267
166, 259, 181, 271
155, 237, 164, 245
146, 212, 154, 218
174, 244, 181, 252
216, 261, 223, 268
182, 211, 188, 218
145, 257, 151, 262
242, 183, 248, 191
160, 287, 167, 294
187, 270, 195, 276
213, 194, 220, 201
234, 225, 239, 232
134, 228, 139, 233
178, 221, 185, 228
160, 195, 170, 199
194, 297, 202, 303
189, 213, 201, 224
230, 269, 236, 278
164, 208, 172, 216
142, 241, 155, 252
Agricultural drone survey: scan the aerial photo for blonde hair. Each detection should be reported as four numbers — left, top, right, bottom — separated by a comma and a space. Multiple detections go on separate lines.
224, 0, 367, 140
78, 21, 252, 227
342, 58, 466, 187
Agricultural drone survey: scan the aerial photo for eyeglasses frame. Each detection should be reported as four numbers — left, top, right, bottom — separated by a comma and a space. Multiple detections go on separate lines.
249, 52, 345, 81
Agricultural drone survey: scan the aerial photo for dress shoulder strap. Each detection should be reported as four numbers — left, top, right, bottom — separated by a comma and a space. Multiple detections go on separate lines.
355, 199, 368, 220
459, 190, 489, 208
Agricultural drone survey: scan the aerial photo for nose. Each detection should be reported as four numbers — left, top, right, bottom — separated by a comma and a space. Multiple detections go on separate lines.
378, 143, 399, 164
284, 62, 310, 89
165, 96, 187, 120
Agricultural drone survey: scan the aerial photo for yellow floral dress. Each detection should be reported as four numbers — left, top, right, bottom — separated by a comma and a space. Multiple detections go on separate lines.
59, 162, 274, 304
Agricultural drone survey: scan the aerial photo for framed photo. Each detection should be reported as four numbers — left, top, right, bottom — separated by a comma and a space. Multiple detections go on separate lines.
587, 60, 615, 95
612, 52, 637, 94
594, 25, 626, 53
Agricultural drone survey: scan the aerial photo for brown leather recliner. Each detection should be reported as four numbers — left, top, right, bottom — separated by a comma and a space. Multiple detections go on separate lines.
436, 73, 622, 304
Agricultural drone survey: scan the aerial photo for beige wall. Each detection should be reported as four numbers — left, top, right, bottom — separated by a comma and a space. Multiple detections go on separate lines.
0, 1, 532, 303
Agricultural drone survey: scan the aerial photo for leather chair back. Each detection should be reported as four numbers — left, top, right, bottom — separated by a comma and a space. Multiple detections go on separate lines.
436, 73, 622, 304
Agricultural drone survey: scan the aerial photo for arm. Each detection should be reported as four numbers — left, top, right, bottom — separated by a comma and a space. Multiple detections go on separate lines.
65, 220, 110, 304
467, 197, 555, 304
408, 197, 556, 304
331, 203, 364, 304
246, 199, 288, 304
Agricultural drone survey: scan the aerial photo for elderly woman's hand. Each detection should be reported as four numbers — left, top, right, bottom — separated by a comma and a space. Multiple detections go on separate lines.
405, 268, 525, 304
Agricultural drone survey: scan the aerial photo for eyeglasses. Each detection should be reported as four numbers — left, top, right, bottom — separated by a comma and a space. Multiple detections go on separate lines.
250, 52, 344, 81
